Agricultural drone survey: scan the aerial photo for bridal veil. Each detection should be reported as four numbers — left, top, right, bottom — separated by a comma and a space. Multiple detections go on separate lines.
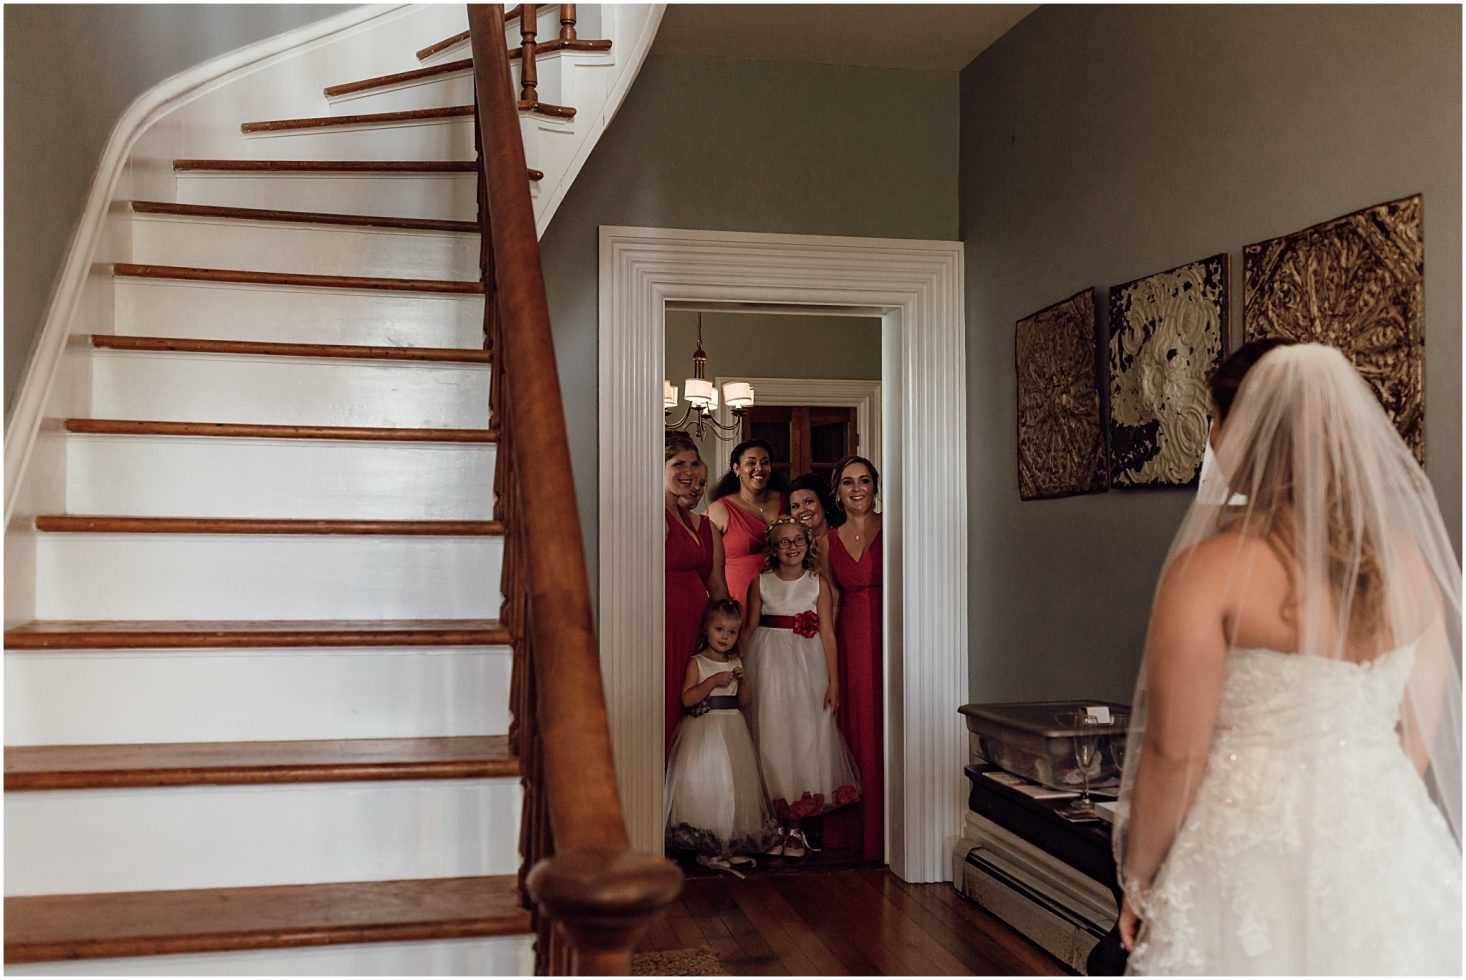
1112, 342, 1462, 912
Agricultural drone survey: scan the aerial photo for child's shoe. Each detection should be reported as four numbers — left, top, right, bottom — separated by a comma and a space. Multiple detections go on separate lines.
782, 829, 808, 859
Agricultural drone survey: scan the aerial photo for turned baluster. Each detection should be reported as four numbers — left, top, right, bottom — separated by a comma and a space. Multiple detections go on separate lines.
519, 4, 539, 103
559, 4, 577, 42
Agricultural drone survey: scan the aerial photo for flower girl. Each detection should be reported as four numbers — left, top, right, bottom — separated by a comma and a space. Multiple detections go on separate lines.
665, 598, 779, 871
746, 516, 861, 858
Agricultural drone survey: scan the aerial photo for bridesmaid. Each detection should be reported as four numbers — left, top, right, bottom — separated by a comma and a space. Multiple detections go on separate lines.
787, 472, 841, 617
826, 454, 883, 861
706, 439, 786, 611
665, 433, 727, 749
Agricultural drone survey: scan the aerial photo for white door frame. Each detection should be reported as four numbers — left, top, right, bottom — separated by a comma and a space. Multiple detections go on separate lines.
711, 376, 882, 481
597, 225, 967, 882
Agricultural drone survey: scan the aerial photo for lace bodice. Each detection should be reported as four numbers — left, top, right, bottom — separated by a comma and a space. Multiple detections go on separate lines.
1129, 641, 1462, 975
1210, 644, 1412, 755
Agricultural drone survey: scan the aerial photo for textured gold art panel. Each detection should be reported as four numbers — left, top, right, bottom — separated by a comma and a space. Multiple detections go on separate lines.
1109, 254, 1229, 487
1015, 289, 1108, 500
1244, 194, 1424, 462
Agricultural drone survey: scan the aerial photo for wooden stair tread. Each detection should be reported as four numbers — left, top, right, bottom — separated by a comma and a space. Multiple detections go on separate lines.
327, 58, 474, 98
243, 104, 475, 133
130, 200, 478, 234
91, 334, 490, 364
173, 159, 544, 181
65, 419, 497, 443
242, 101, 575, 133
4, 619, 510, 650
5, 735, 516, 790
324, 38, 613, 99
33, 516, 505, 535
4, 874, 530, 963
114, 263, 482, 294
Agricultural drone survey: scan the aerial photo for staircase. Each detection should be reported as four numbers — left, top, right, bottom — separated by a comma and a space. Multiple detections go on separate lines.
3, 6, 670, 975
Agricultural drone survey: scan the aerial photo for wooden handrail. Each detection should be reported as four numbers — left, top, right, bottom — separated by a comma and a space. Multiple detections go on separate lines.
466, 6, 682, 974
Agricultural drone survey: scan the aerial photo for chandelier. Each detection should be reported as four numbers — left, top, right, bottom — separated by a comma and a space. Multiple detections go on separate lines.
664, 314, 754, 437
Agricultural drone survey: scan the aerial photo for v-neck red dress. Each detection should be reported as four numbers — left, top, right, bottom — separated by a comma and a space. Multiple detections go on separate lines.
666, 506, 715, 749
825, 526, 884, 860
720, 495, 785, 612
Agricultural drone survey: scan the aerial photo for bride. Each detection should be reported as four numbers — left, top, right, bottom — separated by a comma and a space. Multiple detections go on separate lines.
1113, 340, 1461, 975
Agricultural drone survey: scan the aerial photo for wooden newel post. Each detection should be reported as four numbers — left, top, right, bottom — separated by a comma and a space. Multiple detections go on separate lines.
559, 4, 577, 42
526, 849, 682, 975
519, 4, 539, 102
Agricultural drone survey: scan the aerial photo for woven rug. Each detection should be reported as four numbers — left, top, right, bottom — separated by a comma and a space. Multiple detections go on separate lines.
631, 945, 727, 976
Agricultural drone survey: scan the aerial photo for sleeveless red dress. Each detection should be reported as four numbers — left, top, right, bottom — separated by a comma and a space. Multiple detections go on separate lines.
825, 526, 883, 860
720, 495, 785, 612
665, 507, 714, 749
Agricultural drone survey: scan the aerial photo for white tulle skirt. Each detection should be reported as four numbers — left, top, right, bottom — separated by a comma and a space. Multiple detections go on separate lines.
665, 709, 778, 855
746, 627, 861, 820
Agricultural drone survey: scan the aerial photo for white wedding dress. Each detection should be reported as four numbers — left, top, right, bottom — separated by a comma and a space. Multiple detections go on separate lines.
1128, 642, 1462, 975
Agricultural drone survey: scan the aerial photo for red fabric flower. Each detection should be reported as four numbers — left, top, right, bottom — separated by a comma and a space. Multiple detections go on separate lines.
834, 784, 860, 807
792, 611, 820, 638
786, 791, 826, 819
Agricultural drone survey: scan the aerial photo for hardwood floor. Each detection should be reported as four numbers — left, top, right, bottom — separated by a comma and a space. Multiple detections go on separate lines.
637, 865, 1069, 976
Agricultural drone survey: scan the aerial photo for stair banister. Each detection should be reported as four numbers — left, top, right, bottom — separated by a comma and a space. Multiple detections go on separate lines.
466, 5, 682, 975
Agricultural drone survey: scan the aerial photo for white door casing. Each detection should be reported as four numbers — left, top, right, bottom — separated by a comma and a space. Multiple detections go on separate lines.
597, 226, 966, 883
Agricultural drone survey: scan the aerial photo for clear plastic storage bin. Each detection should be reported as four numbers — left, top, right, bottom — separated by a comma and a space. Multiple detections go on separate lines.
959, 700, 1130, 791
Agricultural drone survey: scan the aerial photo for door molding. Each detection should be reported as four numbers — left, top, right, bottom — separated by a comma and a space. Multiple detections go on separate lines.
598, 225, 967, 882
711, 377, 881, 480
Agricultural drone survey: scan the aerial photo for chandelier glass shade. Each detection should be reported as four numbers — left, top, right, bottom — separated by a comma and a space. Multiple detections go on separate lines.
665, 314, 754, 437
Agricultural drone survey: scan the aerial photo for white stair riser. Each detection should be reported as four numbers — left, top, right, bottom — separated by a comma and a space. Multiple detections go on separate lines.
67, 435, 496, 520
241, 117, 477, 162
34, 534, 503, 621
5, 935, 533, 977
237, 113, 560, 166
5, 646, 511, 745
177, 173, 478, 221
115, 279, 483, 348
329, 54, 588, 116
91, 350, 491, 429
131, 215, 480, 280
4, 779, 521, 895
329, 71, 475, 115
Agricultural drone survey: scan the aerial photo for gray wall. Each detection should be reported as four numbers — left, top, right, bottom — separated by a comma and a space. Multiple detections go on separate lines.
4, 3, 349, 419
540, 48, 960, 590
959, 4, 1462, 704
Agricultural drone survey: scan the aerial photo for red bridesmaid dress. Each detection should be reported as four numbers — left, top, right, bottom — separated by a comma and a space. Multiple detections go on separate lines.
665, 507, 715, 749
720, 496, 783, 611
825, 526, 883, 860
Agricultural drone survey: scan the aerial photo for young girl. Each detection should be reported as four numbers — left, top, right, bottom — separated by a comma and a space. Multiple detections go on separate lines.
665, 599, 779, 871
746, 516, 861, 858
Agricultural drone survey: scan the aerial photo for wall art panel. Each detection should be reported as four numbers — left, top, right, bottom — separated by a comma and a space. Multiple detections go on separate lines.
1015, 289, 1108, 500
1108, 254, 1229, 488
1244, 194, 1424, 462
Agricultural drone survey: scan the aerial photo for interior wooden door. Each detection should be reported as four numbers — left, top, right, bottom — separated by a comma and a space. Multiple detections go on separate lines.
743, 405, 857, 487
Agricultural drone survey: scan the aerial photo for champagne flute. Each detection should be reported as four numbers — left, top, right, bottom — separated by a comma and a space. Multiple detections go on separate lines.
1073, 713, 1102, 806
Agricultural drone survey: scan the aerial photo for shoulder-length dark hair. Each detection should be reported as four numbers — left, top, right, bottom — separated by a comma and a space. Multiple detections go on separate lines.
786, 472, 843, 528
710, 439, 786, 501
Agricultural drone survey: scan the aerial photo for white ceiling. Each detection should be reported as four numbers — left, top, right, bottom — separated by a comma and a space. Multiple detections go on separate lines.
652, 4, 1038, 72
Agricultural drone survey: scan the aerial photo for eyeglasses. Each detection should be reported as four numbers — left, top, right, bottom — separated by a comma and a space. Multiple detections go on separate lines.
774, 539, 805, 550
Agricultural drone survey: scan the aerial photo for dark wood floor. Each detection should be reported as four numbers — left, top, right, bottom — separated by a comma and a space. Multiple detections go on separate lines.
637, 863, 1069, 976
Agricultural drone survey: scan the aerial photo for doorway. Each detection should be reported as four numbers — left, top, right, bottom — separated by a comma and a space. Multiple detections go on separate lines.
598, 225, 967, 883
